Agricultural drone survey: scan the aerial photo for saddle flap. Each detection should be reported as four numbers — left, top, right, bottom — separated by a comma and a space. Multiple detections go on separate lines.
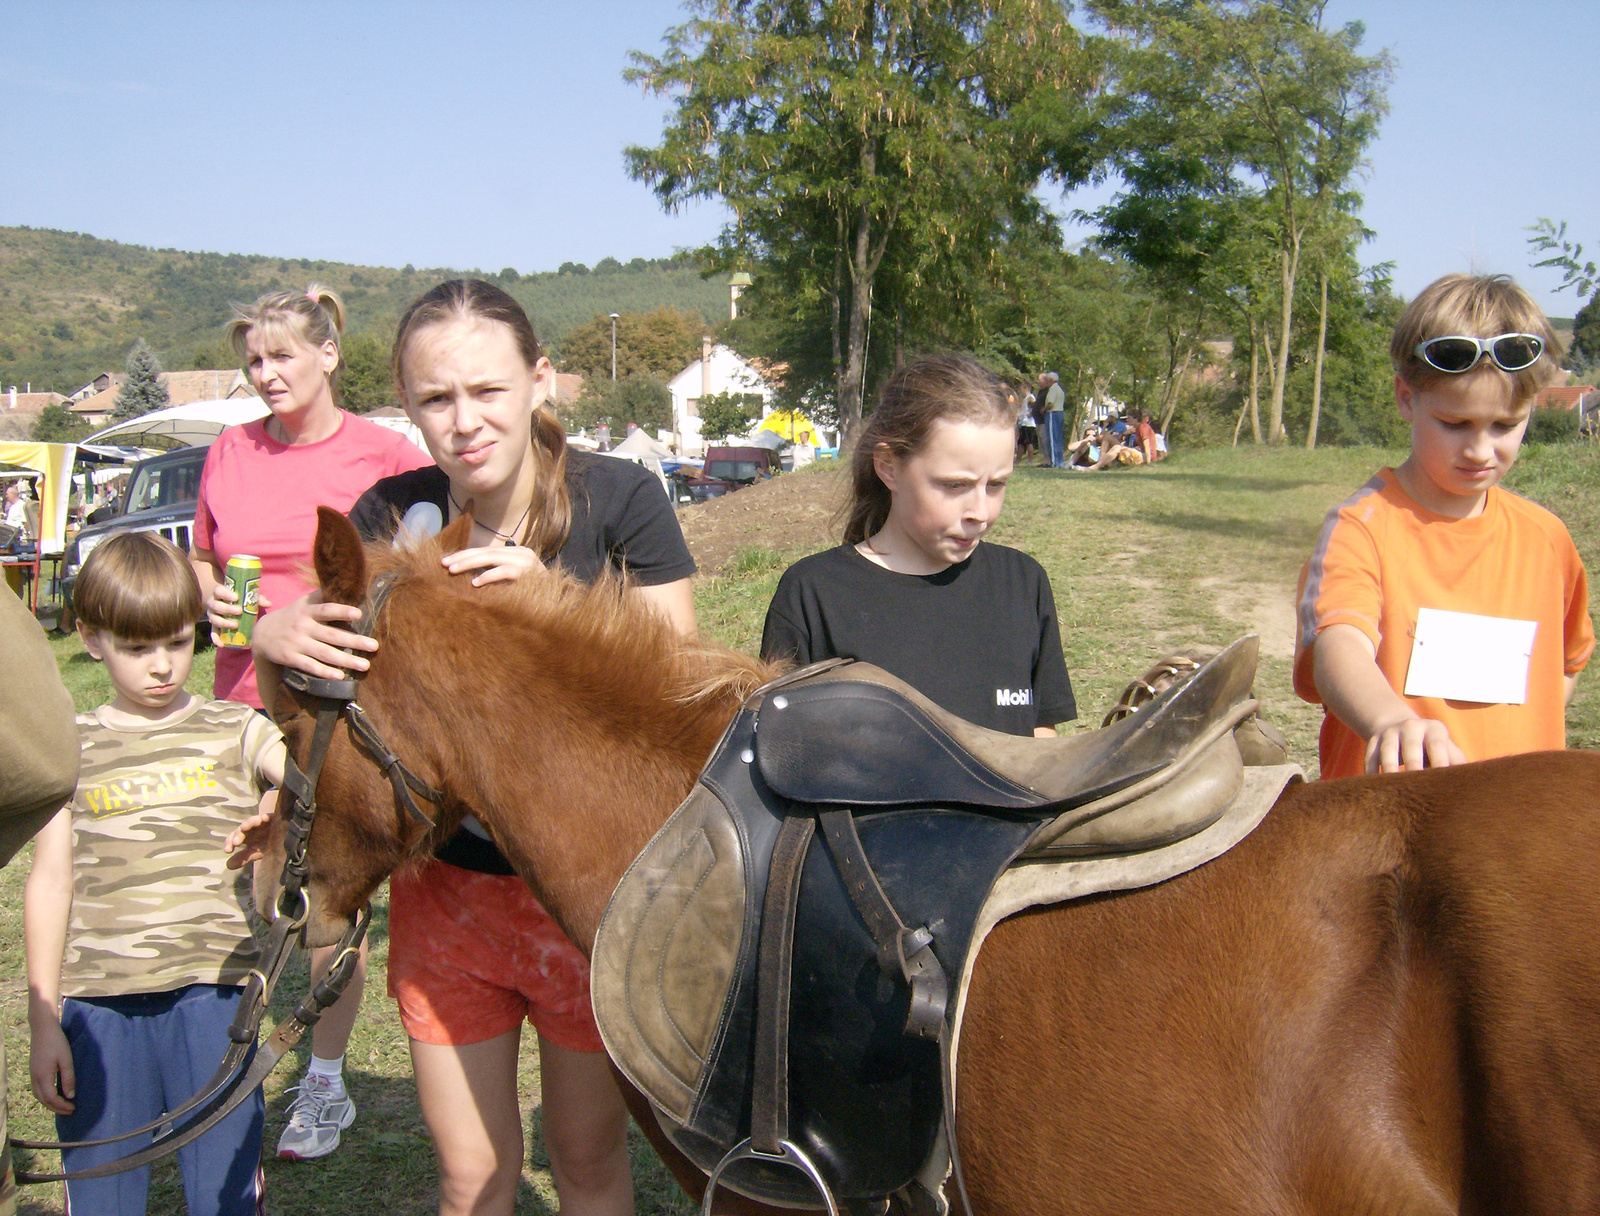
754, 681, 1043, 811
591, 783, 749, 1124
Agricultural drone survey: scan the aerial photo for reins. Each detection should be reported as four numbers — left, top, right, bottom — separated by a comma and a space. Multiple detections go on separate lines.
13, 571, 437, 1184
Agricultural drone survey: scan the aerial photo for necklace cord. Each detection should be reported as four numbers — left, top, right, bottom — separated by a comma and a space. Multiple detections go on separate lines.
448, 488, 533, 546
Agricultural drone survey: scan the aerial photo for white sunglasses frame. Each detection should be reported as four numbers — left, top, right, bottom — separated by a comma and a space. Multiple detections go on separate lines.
1412, 332, 1546, 374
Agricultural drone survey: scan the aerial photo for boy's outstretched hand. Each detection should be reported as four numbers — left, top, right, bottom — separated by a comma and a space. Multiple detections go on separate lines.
1314, 623, 1469, 773
29, 1016, 75, 1115
226, 788, 277, 871
1364, 717, 1468, 774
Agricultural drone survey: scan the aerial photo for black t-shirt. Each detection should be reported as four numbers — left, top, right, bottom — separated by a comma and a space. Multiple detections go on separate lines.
349, 452, 696, 586
350, 452, 697, 872
761, 542, 1075, 735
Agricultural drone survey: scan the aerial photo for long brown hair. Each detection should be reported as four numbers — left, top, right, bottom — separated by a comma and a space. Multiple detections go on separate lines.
842, 354, 1018, 544
391, 278, 572, 558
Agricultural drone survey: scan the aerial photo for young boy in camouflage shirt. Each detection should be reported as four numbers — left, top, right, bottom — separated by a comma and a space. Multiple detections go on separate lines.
24, 532, 283, 1216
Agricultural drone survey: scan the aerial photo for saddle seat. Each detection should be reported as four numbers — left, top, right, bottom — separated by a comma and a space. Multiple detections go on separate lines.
591, 636, 1296, 1214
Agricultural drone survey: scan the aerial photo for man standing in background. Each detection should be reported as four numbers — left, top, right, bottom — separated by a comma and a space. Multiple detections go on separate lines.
1038, 371, 1066, 468
0, 588, 81, 1213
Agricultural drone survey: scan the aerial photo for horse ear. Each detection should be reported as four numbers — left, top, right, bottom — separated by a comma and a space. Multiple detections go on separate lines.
313, 506, 369, 607
438, 508, 474, 554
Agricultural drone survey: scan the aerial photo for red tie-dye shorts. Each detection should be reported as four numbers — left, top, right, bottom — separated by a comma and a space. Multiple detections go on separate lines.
385, 858, 605, 1052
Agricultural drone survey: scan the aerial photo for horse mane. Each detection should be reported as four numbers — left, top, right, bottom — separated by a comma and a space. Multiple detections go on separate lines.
361, 535, 782, 710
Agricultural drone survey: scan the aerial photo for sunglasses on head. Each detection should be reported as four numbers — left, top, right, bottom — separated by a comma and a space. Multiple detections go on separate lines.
1413, 332, 1545, 374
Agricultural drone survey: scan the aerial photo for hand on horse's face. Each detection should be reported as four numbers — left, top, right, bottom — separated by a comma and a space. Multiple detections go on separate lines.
442, 542, 545, 587
250, 589, 379, 682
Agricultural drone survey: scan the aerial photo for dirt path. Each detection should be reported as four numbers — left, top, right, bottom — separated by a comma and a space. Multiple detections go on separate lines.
677, 466, 845, 574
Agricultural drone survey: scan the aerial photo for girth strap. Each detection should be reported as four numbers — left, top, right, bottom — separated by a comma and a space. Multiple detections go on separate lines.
817, 809, 948, 1041
750, 814, 815, 1157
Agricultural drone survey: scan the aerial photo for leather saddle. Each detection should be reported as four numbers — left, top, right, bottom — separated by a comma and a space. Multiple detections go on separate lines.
592, 637, 1265, 1212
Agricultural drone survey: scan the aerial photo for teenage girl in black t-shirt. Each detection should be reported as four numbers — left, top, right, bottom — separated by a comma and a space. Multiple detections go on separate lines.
762, 355, 1075, 737
249, 280, 692, 1215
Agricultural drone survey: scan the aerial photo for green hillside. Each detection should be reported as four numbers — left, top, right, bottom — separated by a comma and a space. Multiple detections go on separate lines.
0, 226, 731, 394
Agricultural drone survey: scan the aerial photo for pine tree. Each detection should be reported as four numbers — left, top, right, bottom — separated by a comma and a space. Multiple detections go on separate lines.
113, 339, 170, 420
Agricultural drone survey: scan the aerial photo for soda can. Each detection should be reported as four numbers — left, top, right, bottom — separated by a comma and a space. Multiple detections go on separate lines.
218, 555, 262, 647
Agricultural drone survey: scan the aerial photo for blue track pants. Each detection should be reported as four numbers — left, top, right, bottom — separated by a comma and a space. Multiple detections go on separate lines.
58, 984, 264, 1216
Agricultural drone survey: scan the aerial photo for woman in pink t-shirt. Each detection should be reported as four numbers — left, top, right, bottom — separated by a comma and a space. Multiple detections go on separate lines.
191, 284, 431, 1162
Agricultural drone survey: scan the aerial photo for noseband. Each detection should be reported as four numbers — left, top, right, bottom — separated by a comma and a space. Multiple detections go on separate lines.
13, 570, 439, 1184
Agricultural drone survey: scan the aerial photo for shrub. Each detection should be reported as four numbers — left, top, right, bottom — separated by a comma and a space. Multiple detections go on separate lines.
1527, 407, 1581, 445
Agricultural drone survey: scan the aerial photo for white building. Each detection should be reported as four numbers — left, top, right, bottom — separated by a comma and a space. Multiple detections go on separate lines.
667, 337, 775, 455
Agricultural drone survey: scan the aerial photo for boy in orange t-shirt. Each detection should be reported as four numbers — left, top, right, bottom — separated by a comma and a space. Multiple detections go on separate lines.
1294, 273, 1593, 779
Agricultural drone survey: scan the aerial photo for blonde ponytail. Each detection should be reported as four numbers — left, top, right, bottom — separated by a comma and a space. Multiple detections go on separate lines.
225, 283, 348, 398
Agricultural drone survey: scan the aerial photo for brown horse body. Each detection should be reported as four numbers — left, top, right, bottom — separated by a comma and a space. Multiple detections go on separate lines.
262, 509, 1600, 1214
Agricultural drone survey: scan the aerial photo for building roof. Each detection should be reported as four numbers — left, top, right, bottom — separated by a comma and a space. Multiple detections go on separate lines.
1536, 384, 1597, 410
1, 391, 69, 416
70, 368, 257, 417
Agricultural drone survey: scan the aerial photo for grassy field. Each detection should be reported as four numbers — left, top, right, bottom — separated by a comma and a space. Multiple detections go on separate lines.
16, 442, 1600, 1213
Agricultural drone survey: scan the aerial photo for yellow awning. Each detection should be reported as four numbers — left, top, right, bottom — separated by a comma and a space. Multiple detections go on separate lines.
757, 410, 815, 442
0, 442, 75, 554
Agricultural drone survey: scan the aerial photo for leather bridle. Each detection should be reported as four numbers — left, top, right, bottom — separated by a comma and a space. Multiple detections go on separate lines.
14, 571, 442, 1183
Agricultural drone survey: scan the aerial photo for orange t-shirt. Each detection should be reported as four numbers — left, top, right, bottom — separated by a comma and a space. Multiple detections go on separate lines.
1293, 469, 1594, 780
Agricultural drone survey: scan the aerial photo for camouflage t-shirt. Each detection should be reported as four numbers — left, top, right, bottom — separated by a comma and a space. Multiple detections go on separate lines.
62, 699, 284, 998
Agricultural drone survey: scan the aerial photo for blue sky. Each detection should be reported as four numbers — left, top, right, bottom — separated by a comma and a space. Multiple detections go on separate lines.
3, 1, 1597, 315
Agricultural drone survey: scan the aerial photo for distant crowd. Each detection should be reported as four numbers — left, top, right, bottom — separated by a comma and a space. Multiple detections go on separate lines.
1014, 371, 1165, 470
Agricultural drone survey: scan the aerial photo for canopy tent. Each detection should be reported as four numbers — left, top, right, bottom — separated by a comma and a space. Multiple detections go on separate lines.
745, 428, 788, 452
608, 429, 675, 459
364, 408, 429, 453
77, 443, 156, 465
84, 398, 270, 448
757, 409, 815, 444
0, 442, 74, 554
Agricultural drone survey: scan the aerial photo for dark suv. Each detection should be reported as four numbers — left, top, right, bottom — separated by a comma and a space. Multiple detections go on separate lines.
60, 444, 209, 631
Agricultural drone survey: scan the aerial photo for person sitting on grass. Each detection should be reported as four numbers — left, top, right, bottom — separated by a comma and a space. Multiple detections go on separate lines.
1072, 425, 1144, 470
25, 531, 284, 1216
1293, 272, 1592, 778
1135, 411, 1162, 464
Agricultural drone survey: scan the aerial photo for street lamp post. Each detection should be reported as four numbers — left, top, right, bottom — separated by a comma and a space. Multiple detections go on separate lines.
609, 312, 620, 382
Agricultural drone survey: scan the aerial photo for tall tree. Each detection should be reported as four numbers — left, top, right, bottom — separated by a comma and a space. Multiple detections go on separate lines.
112, 339, 170, 420
626, 0, 1102, 445
558, 307, 708, 383
1089, 0, 1389, 442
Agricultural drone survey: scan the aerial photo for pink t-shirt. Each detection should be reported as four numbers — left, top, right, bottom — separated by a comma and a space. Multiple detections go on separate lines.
193, 413, 433, 707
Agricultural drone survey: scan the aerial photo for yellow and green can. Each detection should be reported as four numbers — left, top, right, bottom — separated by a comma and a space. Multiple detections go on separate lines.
216, 555, 262, 647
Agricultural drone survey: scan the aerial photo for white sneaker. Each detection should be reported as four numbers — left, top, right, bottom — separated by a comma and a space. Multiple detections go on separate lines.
276, 1073, 356, 1161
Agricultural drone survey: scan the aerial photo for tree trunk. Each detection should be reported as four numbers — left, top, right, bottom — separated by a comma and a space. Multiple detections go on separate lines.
1232, 396, 1250, 447
1247, 317, 1263, 445
1267, 237, 1300, 443
831, 212, 846, 435
838, 146, 885, 450
1306, 274, 1328, 451
1159, 348, 1194, 435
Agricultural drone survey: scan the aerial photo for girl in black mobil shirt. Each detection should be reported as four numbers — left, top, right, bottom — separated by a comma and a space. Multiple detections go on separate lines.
260, 280, 693, 1216
763, 355, 1075, 737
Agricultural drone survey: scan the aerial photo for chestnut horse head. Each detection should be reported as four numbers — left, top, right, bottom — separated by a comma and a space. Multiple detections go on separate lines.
255, 506, 776, 949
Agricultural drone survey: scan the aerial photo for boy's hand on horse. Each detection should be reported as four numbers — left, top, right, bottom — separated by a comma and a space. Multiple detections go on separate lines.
1313, 623, 1465, 772
224, 789, 277, 871
251, 589, 378, 681
442, 543, 545, 587
1365, 716, 1467, 774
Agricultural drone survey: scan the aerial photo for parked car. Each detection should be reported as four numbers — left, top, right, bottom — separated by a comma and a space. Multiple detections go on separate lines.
60, 444, 209, 633
681, 445, 782, 502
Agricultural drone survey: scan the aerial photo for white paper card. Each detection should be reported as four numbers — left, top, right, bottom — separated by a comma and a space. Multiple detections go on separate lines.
1403, 608, 1538, 704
